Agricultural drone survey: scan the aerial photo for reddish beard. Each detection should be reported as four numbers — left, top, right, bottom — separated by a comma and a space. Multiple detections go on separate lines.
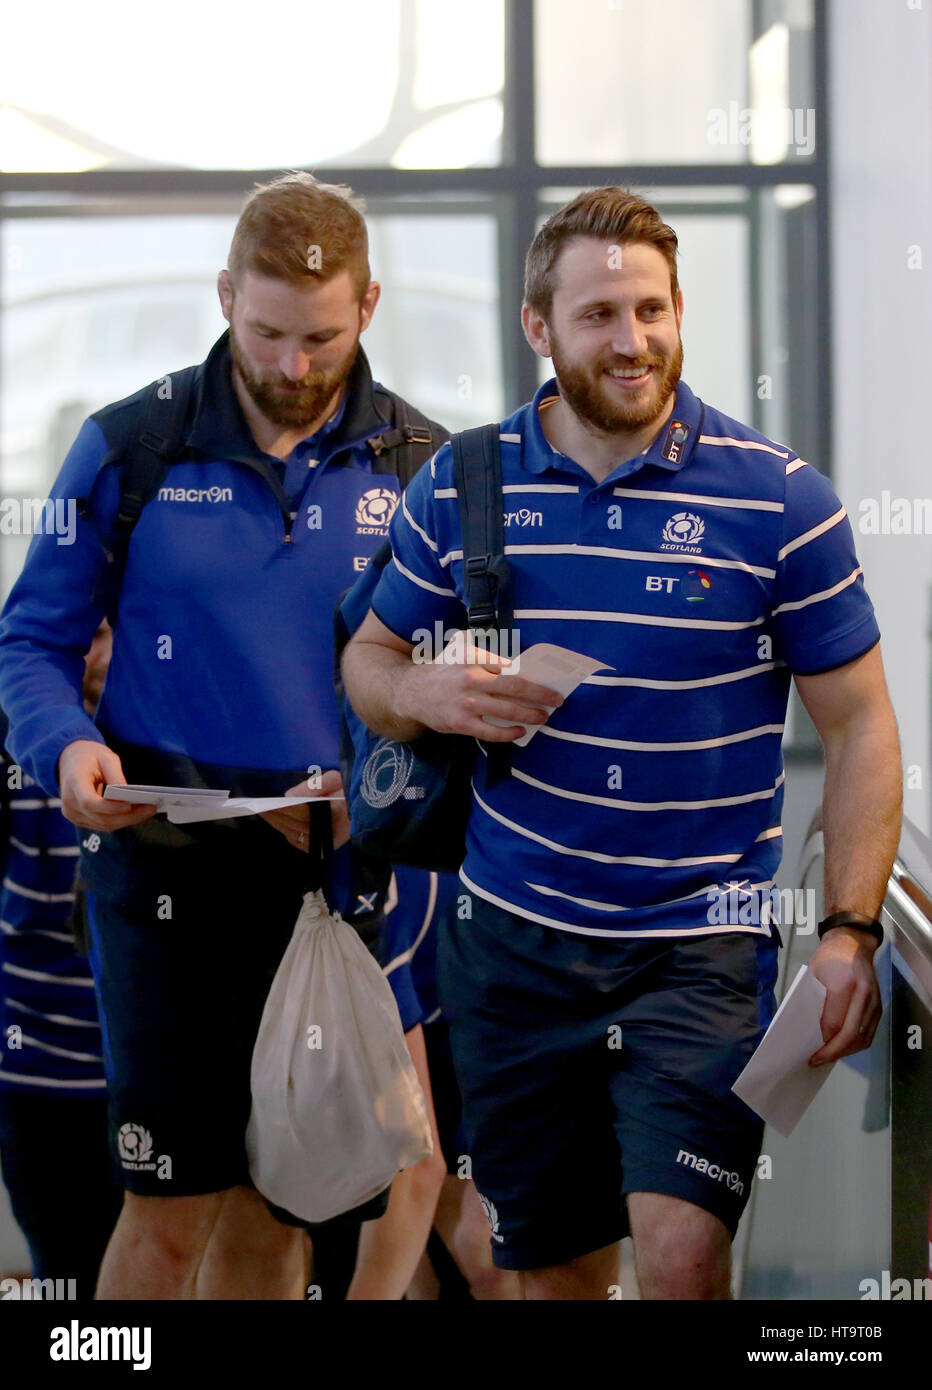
229, 326, 359, 430
551, 335, 684, 435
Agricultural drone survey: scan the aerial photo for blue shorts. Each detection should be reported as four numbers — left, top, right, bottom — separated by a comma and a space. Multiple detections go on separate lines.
437, 895, 780, 1271
378, 871, 468, 1172
379, 868, 460, 1032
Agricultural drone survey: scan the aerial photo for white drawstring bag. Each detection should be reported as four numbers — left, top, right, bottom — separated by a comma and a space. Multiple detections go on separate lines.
246, 889, 433, 1224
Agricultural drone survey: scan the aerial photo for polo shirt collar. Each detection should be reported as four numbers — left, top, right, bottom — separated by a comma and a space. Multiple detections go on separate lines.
522, 376, 704, 479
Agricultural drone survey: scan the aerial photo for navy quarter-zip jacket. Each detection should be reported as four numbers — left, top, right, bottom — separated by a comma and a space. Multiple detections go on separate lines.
0, 331, 446, 797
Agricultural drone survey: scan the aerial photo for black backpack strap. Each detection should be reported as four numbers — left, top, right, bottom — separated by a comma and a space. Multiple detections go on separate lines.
88, 369, 197, 621
451, 424, 511, 786
369, 391, 448, 488
112, 369, 197, 538
302, 797, 335, 894
451, 424, 511, 632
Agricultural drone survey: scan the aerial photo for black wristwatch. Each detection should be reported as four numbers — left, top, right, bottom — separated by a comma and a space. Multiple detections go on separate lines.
817, 911, 884, 946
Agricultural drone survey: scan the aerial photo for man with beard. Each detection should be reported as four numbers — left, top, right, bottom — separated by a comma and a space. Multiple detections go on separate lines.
0, 173, 448, 1298
341, 188, 902, 1299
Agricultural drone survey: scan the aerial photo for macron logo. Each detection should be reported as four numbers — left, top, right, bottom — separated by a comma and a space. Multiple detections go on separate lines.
676, 1148, 744, 1196
158, 486, 232, 504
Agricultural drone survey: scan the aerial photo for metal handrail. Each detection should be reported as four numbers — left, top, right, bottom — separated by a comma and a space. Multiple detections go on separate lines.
736, 806, 932, 1299
798, 807, 932, 969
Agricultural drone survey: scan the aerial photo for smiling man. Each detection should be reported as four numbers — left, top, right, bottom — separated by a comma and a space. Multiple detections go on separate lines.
0, 173, 448, 1298
342, 187, 903, 1300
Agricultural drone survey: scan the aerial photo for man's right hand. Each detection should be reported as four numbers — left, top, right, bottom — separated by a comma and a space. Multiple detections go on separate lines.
58, 739, 158, 832
395, 647, 563, 742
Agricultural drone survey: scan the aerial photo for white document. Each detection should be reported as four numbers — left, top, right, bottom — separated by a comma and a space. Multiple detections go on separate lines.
103, 784, 230, 807
104, 783, 344, 824
167, 794, 343, 824
433, 635, 612, 746
731, 964, 835, 1137
484, 643, 613, 745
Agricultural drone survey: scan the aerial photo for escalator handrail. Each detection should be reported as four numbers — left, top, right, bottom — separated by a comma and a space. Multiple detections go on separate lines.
798, 807, 932, 977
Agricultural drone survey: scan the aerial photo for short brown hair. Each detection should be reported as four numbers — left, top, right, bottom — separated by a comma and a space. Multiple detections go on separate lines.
228, 171, 371, 299
525, 187, 679, 319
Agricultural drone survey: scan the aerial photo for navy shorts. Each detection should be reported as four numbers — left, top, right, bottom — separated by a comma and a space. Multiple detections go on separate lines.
437, 895, 780, 1271
80, 812, 369, 1209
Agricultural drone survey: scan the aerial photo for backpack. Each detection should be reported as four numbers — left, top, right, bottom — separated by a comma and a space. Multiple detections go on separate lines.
334, 424, 511, 874
78, 358, 445, 623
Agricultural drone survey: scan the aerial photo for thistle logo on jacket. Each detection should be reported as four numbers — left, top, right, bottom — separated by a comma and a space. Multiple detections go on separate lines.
356, 488, 399, 535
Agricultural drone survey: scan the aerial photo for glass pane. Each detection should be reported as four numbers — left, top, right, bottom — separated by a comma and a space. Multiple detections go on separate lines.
756, 185, 819, 461
365, 214, 503, 431
1, 0, 504, 172
535, 0, 815, 166
666, 209, 751, 420
1, 214, 234, 596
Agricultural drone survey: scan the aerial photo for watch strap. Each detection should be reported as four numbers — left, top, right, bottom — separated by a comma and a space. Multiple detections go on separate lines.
817, 911, 884, 945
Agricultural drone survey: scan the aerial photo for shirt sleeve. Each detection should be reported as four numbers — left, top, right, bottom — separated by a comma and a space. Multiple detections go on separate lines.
370, 443, 467, 645
0, 418, 115, 794
770, 459, 881, 675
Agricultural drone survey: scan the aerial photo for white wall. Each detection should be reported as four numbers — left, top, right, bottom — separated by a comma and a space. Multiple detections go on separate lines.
830, 0, 932, 838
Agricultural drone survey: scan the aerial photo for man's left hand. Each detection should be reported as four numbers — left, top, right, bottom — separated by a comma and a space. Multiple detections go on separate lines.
258, 770, 350, 852
807, 927, 882, 1066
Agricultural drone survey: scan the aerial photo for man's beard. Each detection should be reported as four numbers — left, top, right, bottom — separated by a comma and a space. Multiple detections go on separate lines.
551, 334, 684, 436
229, 326, 359, 430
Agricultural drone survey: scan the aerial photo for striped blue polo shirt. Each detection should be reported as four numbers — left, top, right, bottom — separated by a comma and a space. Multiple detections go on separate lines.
0, 745, 105, 1094
371, 378, 881, 940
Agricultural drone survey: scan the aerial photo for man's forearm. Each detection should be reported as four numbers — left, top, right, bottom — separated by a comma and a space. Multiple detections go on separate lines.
821, 718, 902, 920
341, 639, 426, 742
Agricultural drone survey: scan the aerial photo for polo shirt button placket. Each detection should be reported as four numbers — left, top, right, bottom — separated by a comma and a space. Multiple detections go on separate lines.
578, 484, 605, 541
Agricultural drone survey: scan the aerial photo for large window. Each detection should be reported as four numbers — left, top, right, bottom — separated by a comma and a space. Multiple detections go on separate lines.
1, 0, 830, 748
536, 0, 814, 168
1, 1, 506, 172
